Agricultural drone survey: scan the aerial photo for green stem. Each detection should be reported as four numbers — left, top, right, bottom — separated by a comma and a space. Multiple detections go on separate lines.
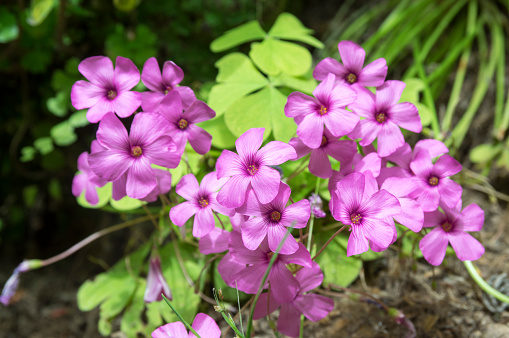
312, 225, 348, 261
245, 223, 296, 338
464, 261, 509, 304
306, 177, 321, 252
162, 295, 201, 338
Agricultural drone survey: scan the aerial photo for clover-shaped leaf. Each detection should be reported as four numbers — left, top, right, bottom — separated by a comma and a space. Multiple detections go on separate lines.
210, 20, 266, 52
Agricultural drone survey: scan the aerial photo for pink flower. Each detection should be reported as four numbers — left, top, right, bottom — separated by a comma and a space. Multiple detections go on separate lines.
141, 57, 196, 112
71, 56, 142, 123
419, 200, 484, 266
380, 177, 423, 232
152, 313, 220, 338
170, 172, 234, 237
216, 128, 296, 208
89, 112, 180, 199
236, 182, 310, 255
408, 150, 462, 212
158, 91, 215, 154
313, 40, 387, 88
72, 151, 107, 205
348, 82, 422, 157
285, 73, 358, 149
253, 262, 334, 338
331, 172, 400, 256
289, 127, 358, 178
225, 231, 312, 303
144, 256, 171, 303
140, 168, 172, 203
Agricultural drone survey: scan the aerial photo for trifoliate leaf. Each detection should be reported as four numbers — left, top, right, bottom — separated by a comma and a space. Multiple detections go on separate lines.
46, 91, 68, 117
20, 146, 36, 162
400, 78, 425, 103
210, 20, 266, 52
268, 12, 323, 49
110, 195, 145, 211
68, 110, 89, 128
0, 7, 19, 43
250, 38, 312, 76
50, 121, 77, 146
76, 182, 111, 209
197, 115, 236, 149
33, 136, 54, 155
275, 72, 317, 95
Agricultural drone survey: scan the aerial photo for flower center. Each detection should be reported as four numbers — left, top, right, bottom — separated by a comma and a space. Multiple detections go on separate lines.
350, 213, 362, 225
198, 197, 209, 208
131, 146, 142, 157
376, 112, 387, 123
320, 135, 328, 147
319, 105, 328, 115
270, 210, 281, 222
164, 85, 172, 95
178, 118, 188, 130
428, 176, 439, 186
346, 73, 357, 84
442, 221, 453, 232
247, 164, 258, 176
107, 89, 117, 100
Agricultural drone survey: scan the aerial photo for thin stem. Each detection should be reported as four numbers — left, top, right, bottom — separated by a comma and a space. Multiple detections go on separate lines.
194, 254, 220, 294
306, 178, 321, 252
329, 283, 391, 312
287, 154, 310, 182
236, 281, 244, 336
142, 204, 159, 230
162, 295, 201, 338
213, 210, 226, 230
312, 225, 348, 261
170, 228, 195, 288
464, 261, 509, 304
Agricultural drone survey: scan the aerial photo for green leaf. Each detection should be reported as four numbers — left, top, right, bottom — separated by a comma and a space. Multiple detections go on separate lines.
33, 137, 53, 155
77, 182, 111, 209
400, 78, 425, 103
113, 0, 141, 11
0, 7, 19, 43
208, 53, 268, 116
20, 146, 36, 162
268, 12, 323, 49
21, 49, 52, 73
415, 102, 432, 127
250, 38, 312, 76
275, 73, 317, 95
27, 0, 56, 26
68, 110, 89, 128
110, 195, 144, 211
470, 143, 503, 163
197, 115, 236, 149
168, 150, 202, 186
210, 20, 266, 52
267, 87, 296, 142
50, 121, 77, 146
46, 91, 68, 117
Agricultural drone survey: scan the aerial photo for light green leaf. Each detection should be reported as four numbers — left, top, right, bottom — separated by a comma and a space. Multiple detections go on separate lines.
224, 87, 273, 139
27, 0, 56, 26
50, 121, 77, 146
470, 143, 503, 163
68, 110, 89, 128
250, 38, 312, 76
77, 182, 111, 209
210, 20, 266, 52
120, 280, 146, 338
415, 102, 432, 127
110, 195, 145, 211
47, 91, 68, 117
275, 73, 317, 95
0, 7, 19, 43
20, 146, 36, 162
268, 12, 323, 49
197, 115, 236, 149
400, 78, 425, 103
208, 53, 268, 116
33, 137, 54, 155
267, 86, 296, 142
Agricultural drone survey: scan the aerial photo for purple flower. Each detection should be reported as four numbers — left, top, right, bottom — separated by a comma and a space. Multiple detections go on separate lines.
140, 168, 172, 203
419, 200, 484, 266
285, 73, 358, 149
141, 57, 196, 112
328, 152, 381, 194
313, 40, 387, 88
236, 182, 310, 255
408, 150, 462, 212
289, 127, 358, 178
158, 91, 215, 154
170, 172, 234, 237
151, 313, 220, 338
348, 82, 422, 157
71, 56, 142, 123
144, 256, 172, 303
225, 231, 312, 303
253, 262, 334, 338
216, 128, 296, 208
89, 112, 180, 199
309, 193, 326, 218
1, 260, 40, 306
331, 172, 400, 256
72, 151, 107, 205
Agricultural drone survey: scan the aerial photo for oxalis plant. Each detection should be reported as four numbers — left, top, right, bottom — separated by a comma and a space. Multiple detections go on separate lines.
2, 12, 508, 338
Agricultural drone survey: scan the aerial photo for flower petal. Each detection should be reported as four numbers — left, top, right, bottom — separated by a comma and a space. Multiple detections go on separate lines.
338, 40, 365, 74
162, 60, 184, 86
269, 262, 299, 303
419, 227, 449, 266
347, 226, 369, 256
437, 178, 462, 209
187, 124, 212, 155
216, 150, 244, 178
236, 128, 264, 162
388, 102, 421, 133
268, 225, 299, 255
281, 199, 311, 229
88, 150, 132, 182
170, 201, 199, 226
448, 231, 484, 262
294, 294, 334, 322
357, 58, 387, 87
198, 228, 230, 254
190, 313, 221, 338
141, 57, 163, 92
193, 208, 215, 237
114, 56, 140, 91
126, 158, 157, 199
152, 322, 187, 338
375, 80, 405, 111
71, 80, 104, 110
285, 92, 318, 118
313, 57, 348, 81
433, 154, 462, 178
175, 173, 200, 201
217, 175, 251, 208
296, 113, 324, 149
257, 141, 296, 165
78, 56, 114, 87
142, 136, 180, 169
241, 216, 269, 251
185, 100, 216, 123
377, 122, 404, 157
456, 203, 484, 232
277, 303, 302, 338
130, 113, 170, 147
96, 112, 129, 150
251, 166, 281, 204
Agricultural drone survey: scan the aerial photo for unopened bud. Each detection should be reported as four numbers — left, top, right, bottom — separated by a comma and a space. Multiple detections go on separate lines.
214, 305, 222, 312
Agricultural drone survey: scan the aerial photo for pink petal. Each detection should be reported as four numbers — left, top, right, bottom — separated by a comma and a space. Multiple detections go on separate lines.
112, 174, 127, 200
283, 243, 313, 268
414, 184, 440, 212
329, 82, 357, 108
284, 92, 318, 118
141, 57, 163, 92
419, 227, 449, 266
313, 73, 336, 104
126, 158, 157, 199
88, 150, 132, 182
338, 41, 365, 74
269, 262, 299, 303
349, 87, 376, 118
337, 172, 365, 211
253, 293, 280, 320
347, 226, 369, 256
72, 173, 86, 197
216, 150, 244, 178
175, 174, 200, 201
199, 228, 230, 254
388, 102, 421, 133
95, 112, 129, 150
377, 122, 404, 157
236, 128, 264, 162
448, 231, 484, 262
375, 80, 405, 111
309, 148, 332, 178
200, 172, 227, 194
434, 154, 462, 178
142, 136, 180, 169
313, 57, 348, 81
170, 201, 199, 226
111, 91, 142, 118
362, 219, 395, 249
78, 56, 114, 87
295, 261, 324, 293
162, 60, 184, 87
281, 199, 311, 228
423, 209, 446, 228
325, 139, 357, 163
323, 108, 359, 138
349, 119, 381, 146
217, 252, 245, 288
189, 313, 221, 338
415, 139, 449, 159
355, 152, 382, 177
130, 113, 170, 147
114, 56, 140, 92
71, 80, 104, 110
152, 322, 187, 338
251, 166, 281, 204
193, 208, 215, 237
268, 225, 298, 255
381, 177, 414, 197
293, 294, 334, 322
175, 86, 196, 109
456, 204, 484, 232
141, 91, 165, 112
296, 113, 324, 149
257, 141, 297, 165
289, 137, 311, 159
277, 303, 302, 338
187, 124, 212, 155
234, 186, 265, 216
241, 216, 269, 250
231, 264, 267, 294
437, 178, 462, 208
217, 175, 251, 208
410, 149, 433, 178
229, 231, 268, 264
86, 98, 115, 123
357, 58, 387, 87
158, 91, 183, 122
185, 100, 216, 123
394, 197, 424, 232
84, 182, 100, 205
